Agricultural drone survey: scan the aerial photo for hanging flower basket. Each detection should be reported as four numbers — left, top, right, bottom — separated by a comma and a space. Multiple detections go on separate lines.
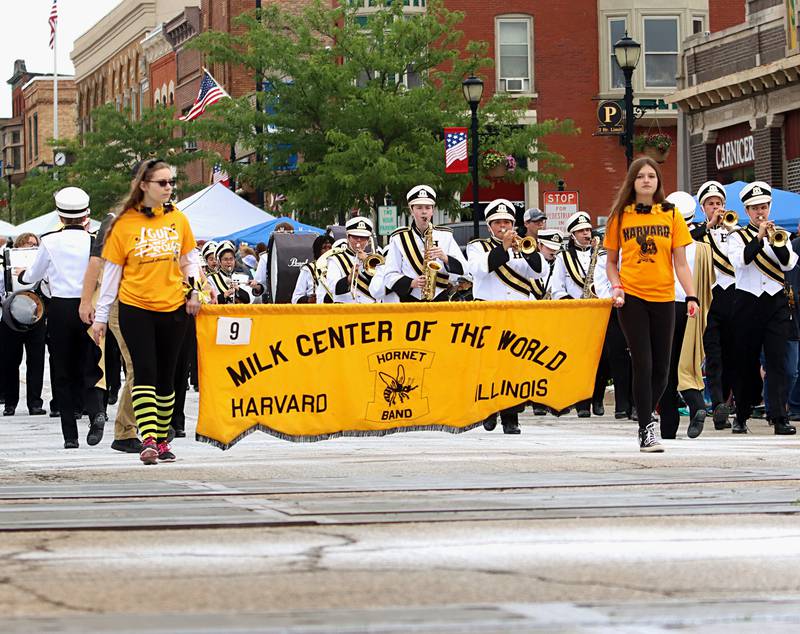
634, 133, 672, 164
482, 150, 516, 179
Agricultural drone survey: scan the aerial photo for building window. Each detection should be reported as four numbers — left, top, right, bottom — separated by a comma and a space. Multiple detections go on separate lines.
643, 16, 679, 89
608, 17, 627, 90
33, 113, 38, 158
27, 117, 32, 162
11, 130, 20, 144
12, 147, 21, 170
692, 16, 704, 35
496, 16, 533, 93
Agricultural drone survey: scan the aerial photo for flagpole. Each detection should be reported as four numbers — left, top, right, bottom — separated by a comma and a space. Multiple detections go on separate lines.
53, 5, 59, 141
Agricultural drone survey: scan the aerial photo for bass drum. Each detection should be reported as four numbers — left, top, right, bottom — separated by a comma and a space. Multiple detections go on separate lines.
267, 232, 318, 303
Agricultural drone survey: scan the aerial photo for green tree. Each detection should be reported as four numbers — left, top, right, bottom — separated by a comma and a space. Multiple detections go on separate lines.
13, 104, 209, 221
189, 0, 575, 225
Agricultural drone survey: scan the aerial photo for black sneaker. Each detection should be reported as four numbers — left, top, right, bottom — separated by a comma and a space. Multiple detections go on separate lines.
687, 409, 706, 438
577, 409, 591, 418
502, 422, 521, 434
111, 438, 143, 453
483, 413, 498, 431
712, 403, 732, 430
638, 423, 664, 453
614, 410, 629, 420
532, 407, 548, 416
49, 409, 60, 418
173, 429, 186, 438
64, 439, 79, 449
86, 413, 107, 446
592, 401, 605, 416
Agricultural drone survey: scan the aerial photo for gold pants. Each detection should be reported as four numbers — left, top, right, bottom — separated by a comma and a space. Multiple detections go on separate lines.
107, 301, 138, 440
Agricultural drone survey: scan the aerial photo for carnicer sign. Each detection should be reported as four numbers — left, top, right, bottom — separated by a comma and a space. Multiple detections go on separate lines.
195, 301, 611, 448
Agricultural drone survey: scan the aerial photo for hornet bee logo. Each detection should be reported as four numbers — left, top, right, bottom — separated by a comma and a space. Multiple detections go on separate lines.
636, 234, 657, 262
379, 364, 418, 406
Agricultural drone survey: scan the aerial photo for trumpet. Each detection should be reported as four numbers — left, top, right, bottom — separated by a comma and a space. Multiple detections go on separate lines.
721, 210, 739, 230
514, 235, 537, 254
768, 225, 789, 248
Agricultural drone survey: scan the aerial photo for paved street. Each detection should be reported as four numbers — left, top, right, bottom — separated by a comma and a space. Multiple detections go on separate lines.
2, 388, 800, 633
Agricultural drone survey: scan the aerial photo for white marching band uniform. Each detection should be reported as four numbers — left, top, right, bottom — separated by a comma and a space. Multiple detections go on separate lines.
291, 264, 317, 304
466, 199, 548, 301
326, 217, 377, 304
383, 185, 466, 302
550, 212, 610, 300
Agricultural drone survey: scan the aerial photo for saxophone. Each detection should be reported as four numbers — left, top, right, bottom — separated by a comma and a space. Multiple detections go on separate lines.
421, 222, 443, 301
581, 237, 600, 299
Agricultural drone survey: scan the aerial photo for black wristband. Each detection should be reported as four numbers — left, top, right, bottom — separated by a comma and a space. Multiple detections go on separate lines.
685, 295, 699, 304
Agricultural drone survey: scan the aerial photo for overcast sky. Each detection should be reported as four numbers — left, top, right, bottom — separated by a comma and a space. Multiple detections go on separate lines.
1, 0, 122, 118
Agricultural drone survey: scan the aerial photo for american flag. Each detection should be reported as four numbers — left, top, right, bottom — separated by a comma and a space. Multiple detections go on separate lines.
211, 164, 230, 187
48, 0, 58, 49
444, 127, 468, 174
180, 69, 229, 122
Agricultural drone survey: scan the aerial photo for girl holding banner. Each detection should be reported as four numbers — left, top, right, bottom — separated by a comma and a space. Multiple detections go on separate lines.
604, 157, 698, 453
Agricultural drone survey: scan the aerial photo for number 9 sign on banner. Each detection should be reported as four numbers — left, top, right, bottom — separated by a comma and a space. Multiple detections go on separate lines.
216, 317, 252, 346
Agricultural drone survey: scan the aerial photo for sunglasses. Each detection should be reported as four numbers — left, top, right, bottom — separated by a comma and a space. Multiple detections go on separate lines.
146, 178, 177, 188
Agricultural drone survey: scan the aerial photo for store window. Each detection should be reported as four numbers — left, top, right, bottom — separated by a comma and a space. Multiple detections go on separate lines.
496, 17, 533, 94
608, 17, 627, 90
643, 16, 679, 89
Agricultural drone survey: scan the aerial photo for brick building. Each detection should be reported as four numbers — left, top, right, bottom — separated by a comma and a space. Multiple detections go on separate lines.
21, 76, 78, 171
668, 0, 800, 194
72, 0, 198, 134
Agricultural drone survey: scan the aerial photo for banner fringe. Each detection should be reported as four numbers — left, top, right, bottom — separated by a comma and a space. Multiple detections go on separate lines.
195, 420, 486, 450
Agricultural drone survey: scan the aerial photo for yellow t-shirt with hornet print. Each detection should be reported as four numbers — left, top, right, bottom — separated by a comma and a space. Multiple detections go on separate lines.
603, 203, 692, 303
102, 206, 197, 313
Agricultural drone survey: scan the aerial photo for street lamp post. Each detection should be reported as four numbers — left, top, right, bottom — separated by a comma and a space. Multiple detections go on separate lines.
462, 76, 484, 240
613, 33, 642, 168
4, 164, 13, 225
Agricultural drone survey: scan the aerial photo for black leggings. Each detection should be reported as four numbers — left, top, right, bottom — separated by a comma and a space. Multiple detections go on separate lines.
118, 303, 188, 392
617, 294, 675, 430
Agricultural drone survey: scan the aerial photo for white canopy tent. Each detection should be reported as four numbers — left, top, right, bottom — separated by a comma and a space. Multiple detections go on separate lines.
11, 211, 100, 237
176, 183, 275, 241
0, 219, 17, 237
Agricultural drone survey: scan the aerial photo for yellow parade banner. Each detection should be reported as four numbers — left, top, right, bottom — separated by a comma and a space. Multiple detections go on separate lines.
195, 300, 611, 448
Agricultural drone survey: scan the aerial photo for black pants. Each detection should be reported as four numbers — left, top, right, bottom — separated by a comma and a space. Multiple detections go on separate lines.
732, 290, 791, 423
617, 295, 675, 430
0, 318, 45, 411
118, 303, 188, 393
104, 326, 122, 404
172, 315, 196, 432
660, 303, 706, 438
703, 284, 736, 408
47, 298, 104, 442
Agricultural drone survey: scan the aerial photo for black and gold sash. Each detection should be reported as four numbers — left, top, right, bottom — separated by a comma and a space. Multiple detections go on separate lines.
737, 224, 784, 283
700, 225, 735, 277
563, 246, 589, 288
304, 262, 319, 285
332, 249, 374, 297
397, 226, 450, 290
531, 259, 555, 300
474, 238, 533, 296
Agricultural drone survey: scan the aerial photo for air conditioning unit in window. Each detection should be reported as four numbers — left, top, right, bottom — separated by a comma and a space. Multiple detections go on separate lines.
504, 78, 526, 93
183, 139, 198, 152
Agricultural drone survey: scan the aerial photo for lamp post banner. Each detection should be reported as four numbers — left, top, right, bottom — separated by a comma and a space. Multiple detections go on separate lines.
195, 301, 611, 448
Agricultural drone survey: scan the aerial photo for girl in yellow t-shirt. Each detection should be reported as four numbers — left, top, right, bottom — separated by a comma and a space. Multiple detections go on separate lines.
603, 157, 698, 453
91, 159, 201, 465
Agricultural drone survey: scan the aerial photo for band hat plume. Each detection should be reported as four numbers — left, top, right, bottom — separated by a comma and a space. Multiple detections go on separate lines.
666, 191, 698, 222
345, 216, 374, 237
54, 187, 91, 218
484, 198, 517, 225
566, 211, 592, 234
697, 180, 726, 205
740, 181, 773, 208
537, 229, 564, 251
407, 185, 437, 207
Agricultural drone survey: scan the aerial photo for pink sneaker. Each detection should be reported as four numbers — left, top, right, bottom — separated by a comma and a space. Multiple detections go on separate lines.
157, 441, 176, 462
140, 438, 158, 465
